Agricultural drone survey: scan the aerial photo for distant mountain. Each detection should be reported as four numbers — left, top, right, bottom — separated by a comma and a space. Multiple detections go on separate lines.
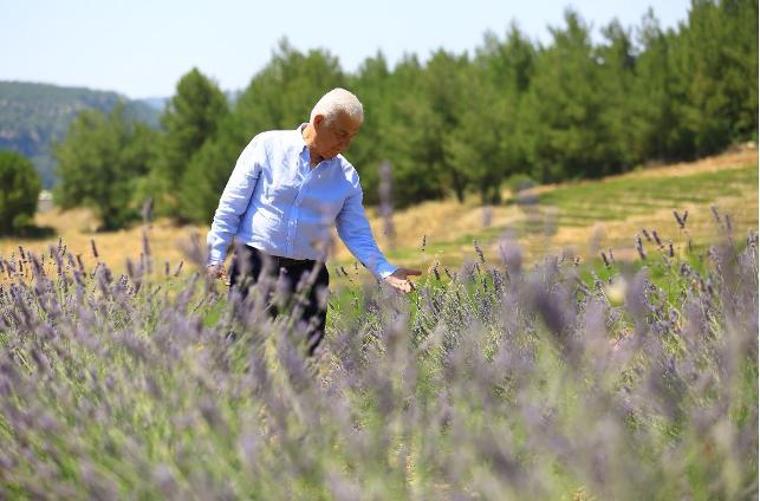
137, 96, 170, 111
136, 89, 240, 113
0, 81, 161, 188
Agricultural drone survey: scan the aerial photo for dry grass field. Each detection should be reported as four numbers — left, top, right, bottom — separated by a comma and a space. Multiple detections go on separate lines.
1, 148, 757, 282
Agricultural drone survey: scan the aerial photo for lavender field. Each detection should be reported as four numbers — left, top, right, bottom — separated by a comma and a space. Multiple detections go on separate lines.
0, 208, 757, 499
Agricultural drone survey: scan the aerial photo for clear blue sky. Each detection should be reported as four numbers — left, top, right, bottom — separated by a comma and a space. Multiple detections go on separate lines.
1, 0, 691, 99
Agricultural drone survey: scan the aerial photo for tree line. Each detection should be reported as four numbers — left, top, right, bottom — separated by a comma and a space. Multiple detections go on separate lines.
11, 0, 754, 232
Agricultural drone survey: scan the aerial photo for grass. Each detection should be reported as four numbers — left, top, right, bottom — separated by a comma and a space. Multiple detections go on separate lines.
539, 163, 756, 213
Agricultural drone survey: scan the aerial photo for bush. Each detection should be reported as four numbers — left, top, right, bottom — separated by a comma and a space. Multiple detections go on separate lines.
505, 173, 537, 194
54, 104, 155, 231
0, 151, 41, 234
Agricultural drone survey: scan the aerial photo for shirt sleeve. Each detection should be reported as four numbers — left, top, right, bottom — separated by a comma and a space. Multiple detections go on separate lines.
206, 137, 264, 265
335, 180, 398, 280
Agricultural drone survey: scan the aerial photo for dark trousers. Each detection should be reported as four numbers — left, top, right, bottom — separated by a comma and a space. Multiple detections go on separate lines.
228, 244, 330, 356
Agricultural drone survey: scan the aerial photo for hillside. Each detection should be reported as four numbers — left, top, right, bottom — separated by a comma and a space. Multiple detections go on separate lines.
370, 147, 758, 269
0, 81, 160, 188
0, 148, 756, 286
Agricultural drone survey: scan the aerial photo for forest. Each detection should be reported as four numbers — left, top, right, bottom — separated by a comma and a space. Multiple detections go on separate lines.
47, 1, 757, 230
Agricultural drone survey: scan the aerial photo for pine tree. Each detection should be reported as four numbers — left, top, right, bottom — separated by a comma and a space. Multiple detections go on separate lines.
523, 10, 620, 181
152, 68, 228, 219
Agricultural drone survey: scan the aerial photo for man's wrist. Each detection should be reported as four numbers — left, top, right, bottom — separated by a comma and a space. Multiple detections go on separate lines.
377, 265, 398, 280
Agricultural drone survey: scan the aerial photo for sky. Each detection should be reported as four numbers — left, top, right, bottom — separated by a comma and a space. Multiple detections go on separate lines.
1, 0, 692, 100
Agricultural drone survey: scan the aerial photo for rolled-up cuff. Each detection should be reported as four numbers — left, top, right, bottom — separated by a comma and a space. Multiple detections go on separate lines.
206, 233, 227, 266
207, 250, 225, 267
374, 261, 398, 280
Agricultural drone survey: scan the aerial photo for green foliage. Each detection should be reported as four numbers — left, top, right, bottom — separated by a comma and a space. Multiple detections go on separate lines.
470, 25, 536, 203
505, 173, 538, 194
346, 52, 395, 205
0, 151, 41, 234
152, 68, 229, 219
54, 104, 156, 230
53, 0, 758, 218
628, 10, 692, 161
235, 39, 346, 134
353, 54, 449, 207
179, 114, 247, 223
0, 81, 159, 188
523, 10, 622, 182
678, 0, 758, 154
175, 41, 347, 224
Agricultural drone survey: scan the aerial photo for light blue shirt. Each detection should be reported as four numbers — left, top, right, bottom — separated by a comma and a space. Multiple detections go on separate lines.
206, 124, 398, 279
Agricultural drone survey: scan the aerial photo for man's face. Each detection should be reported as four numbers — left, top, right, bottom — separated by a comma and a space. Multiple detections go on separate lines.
312, 111, 362, 159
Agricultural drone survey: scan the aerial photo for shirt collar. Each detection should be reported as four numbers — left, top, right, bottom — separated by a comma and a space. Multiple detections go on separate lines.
295, 122, 338, 167
295, 123, 309, 151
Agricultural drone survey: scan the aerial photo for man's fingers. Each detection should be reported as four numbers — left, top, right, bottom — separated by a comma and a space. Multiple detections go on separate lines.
401, 278, 414, 293
385, 276, 412, 294
207, 265, 225, 280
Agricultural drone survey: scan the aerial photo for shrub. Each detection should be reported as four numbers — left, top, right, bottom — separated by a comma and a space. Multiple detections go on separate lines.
505, 172, 537, 194
53, 104, 155, 231
0, 150, 41, 234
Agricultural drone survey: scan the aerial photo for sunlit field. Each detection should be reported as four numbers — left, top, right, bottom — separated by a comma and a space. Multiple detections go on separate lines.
0, 148, 757, 498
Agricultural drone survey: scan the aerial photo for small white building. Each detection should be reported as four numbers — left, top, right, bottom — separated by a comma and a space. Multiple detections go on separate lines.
37, 190, 53, 213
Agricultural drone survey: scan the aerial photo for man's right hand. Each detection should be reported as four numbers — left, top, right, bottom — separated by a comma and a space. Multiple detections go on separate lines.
206, 263, 225, 280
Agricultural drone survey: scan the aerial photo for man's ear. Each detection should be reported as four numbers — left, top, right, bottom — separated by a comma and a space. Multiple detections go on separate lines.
313, 114, 325, 129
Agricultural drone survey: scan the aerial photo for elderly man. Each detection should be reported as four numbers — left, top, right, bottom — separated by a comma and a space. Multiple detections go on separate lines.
206, 88, 420, 355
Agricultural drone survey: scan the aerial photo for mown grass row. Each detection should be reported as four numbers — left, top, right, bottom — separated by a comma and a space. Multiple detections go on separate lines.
538, 164, 757, 223
371, 163, 757, 273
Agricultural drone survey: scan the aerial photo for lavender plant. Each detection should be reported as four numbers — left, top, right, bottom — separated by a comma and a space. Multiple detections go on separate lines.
0, 210, 756, 499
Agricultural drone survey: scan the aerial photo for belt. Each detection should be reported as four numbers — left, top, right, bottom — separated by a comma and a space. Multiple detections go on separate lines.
275, 255, 316, 267
245, 245, 316, 267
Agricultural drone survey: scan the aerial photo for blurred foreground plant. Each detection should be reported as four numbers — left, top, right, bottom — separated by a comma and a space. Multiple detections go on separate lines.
0, 210, 756, 499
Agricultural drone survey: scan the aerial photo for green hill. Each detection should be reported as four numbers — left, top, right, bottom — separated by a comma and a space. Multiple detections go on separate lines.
0, 81, 161, 188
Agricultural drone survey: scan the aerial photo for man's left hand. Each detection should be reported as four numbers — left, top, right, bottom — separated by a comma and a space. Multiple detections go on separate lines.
383, 268, 422, 293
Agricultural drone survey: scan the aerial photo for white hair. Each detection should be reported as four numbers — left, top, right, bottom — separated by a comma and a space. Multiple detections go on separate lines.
310, 88, 364, 125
